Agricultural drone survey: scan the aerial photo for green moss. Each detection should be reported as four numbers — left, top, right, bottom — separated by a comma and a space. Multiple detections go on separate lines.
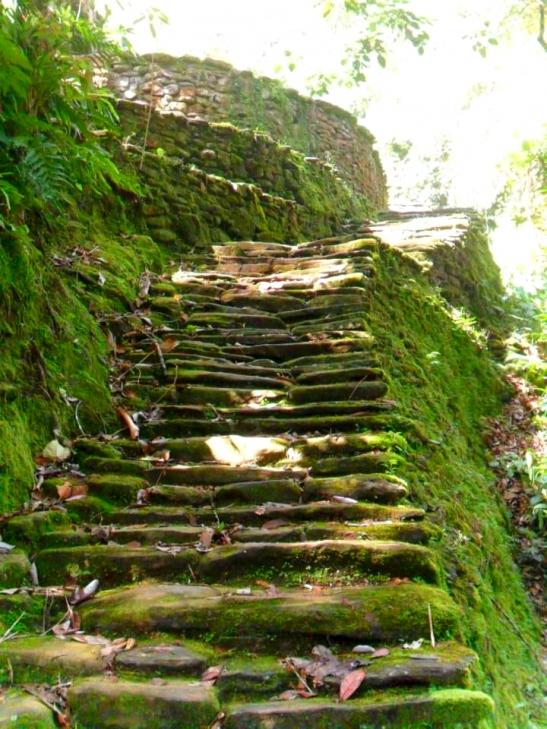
3, 510, 71, 550
366, 246, 544, 727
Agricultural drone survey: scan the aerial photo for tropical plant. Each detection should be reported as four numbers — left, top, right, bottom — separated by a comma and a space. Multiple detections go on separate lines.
0, 0, 136, 233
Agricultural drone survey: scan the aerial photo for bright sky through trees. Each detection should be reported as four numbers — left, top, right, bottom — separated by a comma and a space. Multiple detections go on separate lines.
102, 0, 546, 285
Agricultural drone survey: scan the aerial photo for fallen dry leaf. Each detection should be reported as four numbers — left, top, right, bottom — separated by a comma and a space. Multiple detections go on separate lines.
339, 668, 367, 701
116, 407, 139, 440
42, 440, 71, 463
371, 648, 390, 659
201, 666, 223, 684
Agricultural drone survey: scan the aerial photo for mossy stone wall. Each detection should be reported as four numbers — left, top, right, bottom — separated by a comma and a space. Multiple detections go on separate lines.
105, 54, 387, 209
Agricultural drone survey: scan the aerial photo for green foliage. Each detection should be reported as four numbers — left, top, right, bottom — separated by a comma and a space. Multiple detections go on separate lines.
309, 0, 429, 95
0, 0, 137, 232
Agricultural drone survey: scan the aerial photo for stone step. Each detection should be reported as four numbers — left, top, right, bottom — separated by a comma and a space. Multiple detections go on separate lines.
127, 384, 284, 407
187, 311, 287, 328
0, 636, 208, 682
290, 381, 387, 403
0, 692, 56, 728
224, 689, 494, 729
35, 539, 439, 587
40, 520, 435, 550
130, 367, 291, 389
79, 582, 461, 645
179, 328, 298, 345
68, 678, 219, 729
110, 501, 425, 527
294, 367, 381, 386
140, 414, 404, 437
221, 338, 373, 361
151, 398, 394, 420
138, 357, 291, 378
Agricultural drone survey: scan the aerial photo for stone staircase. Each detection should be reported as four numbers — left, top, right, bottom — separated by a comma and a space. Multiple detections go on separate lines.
0, 234, 495, 727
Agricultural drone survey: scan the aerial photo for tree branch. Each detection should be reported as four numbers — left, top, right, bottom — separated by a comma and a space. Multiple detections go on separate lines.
539, 1, 547, 51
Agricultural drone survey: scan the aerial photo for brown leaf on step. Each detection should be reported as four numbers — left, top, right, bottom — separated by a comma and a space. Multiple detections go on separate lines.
371, 648, 390, 659
254, 506, 266, 516
136, 488, 151, 506
160, 337, 178, 353
151, 449, 171, 463
262, 519, 289, 530
124, 638, 137, 651
388, 577, 410, 586
208, 712, 226, 729
117, 406, 139, 440
201, 665, 223, 683
278, 690, 302, 701
196, 527, 214, 553
125, 541, 141, 549
339, 668, 367, 701
57, 713, 70, 728
56, 482, 73, 500
155, 543, 182, 556
91, 526, 113, 544
70, 579, 99, 606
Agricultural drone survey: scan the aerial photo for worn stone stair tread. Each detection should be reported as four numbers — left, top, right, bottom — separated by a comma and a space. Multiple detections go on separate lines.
110, 501, 425, 526
215, 642, 476, 699
223, 689, 494, 729
141, 368, 291, 389
0, 549, 31, 588
0, 635, 106, 677
221, 338, 372, 361
80, 582, 461, 643
149, 464, 307, 486
151, 398, 394, 419
187, 311, 287, 328
116, 642, 208, 675
141, 415, 400, 437
295, 366, 382, 385
158, 357, 291, 378
302, 474, 407, 503
68, 678, 219, 729
0, 692, 56, 728
130, 384, 285, 407
35, 538, 439, 586
290, 381, 387, 404
40, 520, 434, 549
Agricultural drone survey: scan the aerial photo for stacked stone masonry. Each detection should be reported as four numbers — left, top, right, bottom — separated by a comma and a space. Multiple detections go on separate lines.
105, 54, 387, 209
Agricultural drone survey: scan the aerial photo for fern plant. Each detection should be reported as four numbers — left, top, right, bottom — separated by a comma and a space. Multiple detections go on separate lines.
0, 0, 137, 231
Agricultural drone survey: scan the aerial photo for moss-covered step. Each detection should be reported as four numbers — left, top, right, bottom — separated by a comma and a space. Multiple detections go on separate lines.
141, 414, 404, 438
290, 381, 387, 404
148, 368, 291, 389
294, 366, 382, 386
187, 311, 287, 328
0, 636, 106, 681
303, 474, 407, 503
80, 582, 461, 645
0, 550, 31, 588
68, 678, 219, 729
295, 433, 406, 459
151, 357, 291, 378
221, 338, 372, 361
2, 510, 72, 550
278, 298, 369, 322
83, 435, 289, 469
109, 501, 425, 527
35, 539, 439, 587
223, 689, 494, 729
116, 642, 209, 675
215, 642, 476, 701
0, 692, 56, 728
183, 399, 395, 418
218, 291, 305, 312
40, 520, 434, 550
148, 464, 307, 487
130, 384, 284, 407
